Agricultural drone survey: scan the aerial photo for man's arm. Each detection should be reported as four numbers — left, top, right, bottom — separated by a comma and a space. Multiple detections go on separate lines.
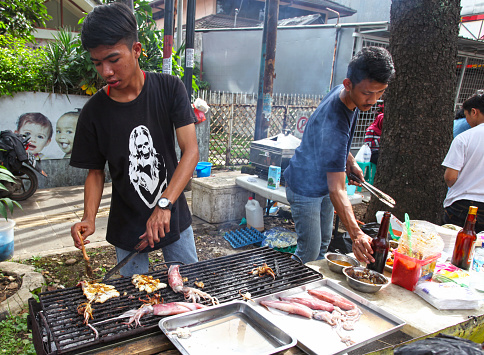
71, 169, 105, 249
444, 167, 459, 187
327, 171, 374, 264
142, 123, 199, 248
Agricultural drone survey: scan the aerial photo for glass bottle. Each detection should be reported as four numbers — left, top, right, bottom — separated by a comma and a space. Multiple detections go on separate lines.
451, 206, 478, 270
367, 211, 391, 274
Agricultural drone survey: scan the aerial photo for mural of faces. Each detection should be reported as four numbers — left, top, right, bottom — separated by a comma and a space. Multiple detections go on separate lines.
55, 112, 79, 158
15, 113, 53, 157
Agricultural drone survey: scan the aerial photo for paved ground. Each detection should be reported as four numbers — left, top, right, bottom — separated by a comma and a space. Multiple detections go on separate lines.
10, 171, 371, 260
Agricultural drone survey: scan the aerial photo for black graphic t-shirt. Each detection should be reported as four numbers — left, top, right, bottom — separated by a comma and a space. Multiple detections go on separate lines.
70, 73, 196, 251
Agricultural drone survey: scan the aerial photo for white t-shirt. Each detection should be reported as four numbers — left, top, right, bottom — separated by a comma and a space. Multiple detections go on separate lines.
442, 122, 484, 208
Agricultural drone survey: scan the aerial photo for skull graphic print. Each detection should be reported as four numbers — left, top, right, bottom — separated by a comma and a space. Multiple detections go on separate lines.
128, 125, 167, 208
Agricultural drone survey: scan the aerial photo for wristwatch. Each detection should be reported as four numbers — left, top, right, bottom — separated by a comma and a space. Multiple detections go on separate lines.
157, 197, 173, 211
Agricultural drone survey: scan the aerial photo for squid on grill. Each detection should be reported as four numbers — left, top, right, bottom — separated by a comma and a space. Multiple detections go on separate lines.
168, 264, 219, 305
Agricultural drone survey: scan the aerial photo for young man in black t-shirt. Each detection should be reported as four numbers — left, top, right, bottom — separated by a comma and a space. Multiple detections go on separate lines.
70, 3, 199, 276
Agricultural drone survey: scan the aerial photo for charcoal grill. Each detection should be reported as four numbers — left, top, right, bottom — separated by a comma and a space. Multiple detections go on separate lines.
29, 247, 322, 354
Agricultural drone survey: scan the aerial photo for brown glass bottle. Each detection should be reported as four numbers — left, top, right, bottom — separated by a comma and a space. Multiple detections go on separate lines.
451, 206, 478, 270
367, 211, 391, 274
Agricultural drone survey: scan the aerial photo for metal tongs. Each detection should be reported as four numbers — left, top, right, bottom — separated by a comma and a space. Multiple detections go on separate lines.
348, 172, 395, 208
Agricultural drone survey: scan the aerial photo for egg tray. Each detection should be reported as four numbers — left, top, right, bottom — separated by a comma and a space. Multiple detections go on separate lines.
223, 227, 265, 248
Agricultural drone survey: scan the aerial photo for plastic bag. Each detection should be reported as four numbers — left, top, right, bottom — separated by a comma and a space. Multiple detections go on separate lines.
397, 221, 444, 260
355, 143, 371, 163
194, 98, 210, 113
414, 281, 482, 310
262, 227, 297, 249
394, 334, 483, 355
193, 107, 206, 124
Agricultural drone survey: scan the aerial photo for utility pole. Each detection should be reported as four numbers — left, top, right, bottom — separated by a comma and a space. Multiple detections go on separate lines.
163, 0, 175, 74
183, 0, 196, 98
254, 0, 279, 140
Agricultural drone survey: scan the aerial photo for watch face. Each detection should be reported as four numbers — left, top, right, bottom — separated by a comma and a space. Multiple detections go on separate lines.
158, 198, 169, 208
158, 197, 171, 208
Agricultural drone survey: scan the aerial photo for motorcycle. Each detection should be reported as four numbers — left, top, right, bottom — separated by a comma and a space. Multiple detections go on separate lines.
0, 130, 47, 201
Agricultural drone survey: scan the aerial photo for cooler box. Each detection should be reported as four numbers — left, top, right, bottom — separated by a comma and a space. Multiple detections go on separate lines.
391, 251, 440, 291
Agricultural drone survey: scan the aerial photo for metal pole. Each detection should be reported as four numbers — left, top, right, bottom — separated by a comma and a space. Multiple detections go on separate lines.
177, 0, 184, 67
454, 57, 467, 109
163, 0, 175, 74
184, 0, 196, 97
255, 0, 279, 140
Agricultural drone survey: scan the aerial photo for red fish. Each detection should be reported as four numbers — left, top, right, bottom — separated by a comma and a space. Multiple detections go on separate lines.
260, 300, 313, 318
279, 296, 334, 312
308, 290, 356, 311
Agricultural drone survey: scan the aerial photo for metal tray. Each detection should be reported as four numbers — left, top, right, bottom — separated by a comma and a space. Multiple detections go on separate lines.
253, 279, 406, 355
158, 300, 297, 355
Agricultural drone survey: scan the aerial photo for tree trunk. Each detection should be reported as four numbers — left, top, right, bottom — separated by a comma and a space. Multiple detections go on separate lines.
365, 0, 461, 224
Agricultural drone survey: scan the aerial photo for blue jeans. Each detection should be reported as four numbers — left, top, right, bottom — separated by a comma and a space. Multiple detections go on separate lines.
115, 226, 198, 277
286, 186, 334, 264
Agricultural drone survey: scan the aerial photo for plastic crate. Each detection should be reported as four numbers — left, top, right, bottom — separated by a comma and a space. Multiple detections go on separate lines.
223, 227, 265, 248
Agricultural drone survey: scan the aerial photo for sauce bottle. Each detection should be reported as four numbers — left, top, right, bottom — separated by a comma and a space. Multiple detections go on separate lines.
367, 211, 391, 274
451, 206, 478, 270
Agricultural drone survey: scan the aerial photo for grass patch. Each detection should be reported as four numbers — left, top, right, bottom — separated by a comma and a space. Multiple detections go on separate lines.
0, 312, 36, 355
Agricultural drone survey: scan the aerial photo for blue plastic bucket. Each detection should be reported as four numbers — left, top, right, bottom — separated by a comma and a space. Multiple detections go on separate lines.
196, 162, 212, 177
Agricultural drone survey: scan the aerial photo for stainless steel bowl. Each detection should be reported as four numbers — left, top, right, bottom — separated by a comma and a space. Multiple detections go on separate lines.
325, 252, 360, 274
342, 266, 389, 293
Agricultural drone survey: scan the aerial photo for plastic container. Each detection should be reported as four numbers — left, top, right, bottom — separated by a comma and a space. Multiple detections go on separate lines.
245, 197, 264, 232
391, 251, 440, 291
0, 219, 15, 262
195, 162, 212, 177
346, 183, 356, 195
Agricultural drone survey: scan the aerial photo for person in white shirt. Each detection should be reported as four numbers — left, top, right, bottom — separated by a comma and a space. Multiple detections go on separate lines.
442, 93, 484, 232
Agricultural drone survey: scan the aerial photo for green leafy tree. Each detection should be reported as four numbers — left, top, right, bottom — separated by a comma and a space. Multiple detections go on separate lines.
0, 0, 51, 40
44, 29, 77, 94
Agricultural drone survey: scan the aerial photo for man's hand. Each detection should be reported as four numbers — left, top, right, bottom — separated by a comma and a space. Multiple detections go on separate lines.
71, 221, 95, 249
346, 154, 364, 186
140, 207, 171, 248
352, 232, 375, 264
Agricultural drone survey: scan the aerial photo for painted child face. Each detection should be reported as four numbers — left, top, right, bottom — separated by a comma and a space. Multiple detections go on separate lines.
55, 114, 78, 156
18, 122, 51, 154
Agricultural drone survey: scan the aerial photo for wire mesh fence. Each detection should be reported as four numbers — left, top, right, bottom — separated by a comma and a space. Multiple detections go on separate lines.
200, 91, 323, 167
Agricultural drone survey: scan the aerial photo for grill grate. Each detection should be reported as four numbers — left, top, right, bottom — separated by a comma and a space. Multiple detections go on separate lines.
30, 247, 322, 354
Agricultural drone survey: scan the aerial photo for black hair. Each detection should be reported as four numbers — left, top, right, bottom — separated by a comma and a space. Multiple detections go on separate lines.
81, 2, 138, 50
17, 112, 53, 140
347, 47, 395, 85
462, 93, 484, 114
454, 108, 466, 120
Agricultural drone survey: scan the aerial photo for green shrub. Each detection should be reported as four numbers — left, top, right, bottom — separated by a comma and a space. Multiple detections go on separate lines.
0, 34, 48, 96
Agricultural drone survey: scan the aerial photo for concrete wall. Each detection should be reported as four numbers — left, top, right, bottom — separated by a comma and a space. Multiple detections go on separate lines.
0, 92, 210, 188
200, 25, 357, 95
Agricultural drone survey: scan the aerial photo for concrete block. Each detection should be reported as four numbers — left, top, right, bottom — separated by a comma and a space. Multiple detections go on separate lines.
191, 175, 250, 223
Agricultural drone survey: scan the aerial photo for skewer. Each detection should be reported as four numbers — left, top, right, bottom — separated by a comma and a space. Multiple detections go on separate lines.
78, 230, 94, 278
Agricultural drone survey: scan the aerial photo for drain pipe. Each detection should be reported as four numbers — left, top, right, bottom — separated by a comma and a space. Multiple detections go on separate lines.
326, 7, 340, 89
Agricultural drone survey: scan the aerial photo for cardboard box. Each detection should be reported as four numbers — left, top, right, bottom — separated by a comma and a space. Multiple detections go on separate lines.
267, 166, 281, 190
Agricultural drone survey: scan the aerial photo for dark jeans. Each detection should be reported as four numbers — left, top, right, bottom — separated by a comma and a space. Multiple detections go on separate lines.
443, 199, 484, 233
